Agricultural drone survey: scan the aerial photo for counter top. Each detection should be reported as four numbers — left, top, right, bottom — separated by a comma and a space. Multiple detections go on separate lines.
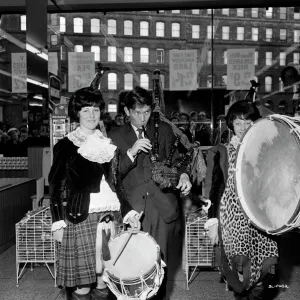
0, 178, 35, 191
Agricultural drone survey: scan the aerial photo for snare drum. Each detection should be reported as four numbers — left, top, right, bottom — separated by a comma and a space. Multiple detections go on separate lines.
103, 231, 165, 300
235, 114, 300, 235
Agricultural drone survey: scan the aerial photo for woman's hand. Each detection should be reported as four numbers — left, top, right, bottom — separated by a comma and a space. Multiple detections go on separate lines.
204, 218, 219, 246
53, 228, 64, 242
207, 223, 219, 245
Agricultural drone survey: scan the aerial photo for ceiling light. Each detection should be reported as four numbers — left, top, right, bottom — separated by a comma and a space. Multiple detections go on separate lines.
0, 98, 13, 103
27, 78, 48, 89
29, 102, 43, 107
0, 88, 11, 94
26, 43, 48, 61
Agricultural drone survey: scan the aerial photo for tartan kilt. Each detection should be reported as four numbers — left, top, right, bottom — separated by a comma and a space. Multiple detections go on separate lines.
56, 211, 122, 288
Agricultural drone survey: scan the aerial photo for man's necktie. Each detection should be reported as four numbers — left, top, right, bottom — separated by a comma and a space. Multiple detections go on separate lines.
137, 128, 143, 139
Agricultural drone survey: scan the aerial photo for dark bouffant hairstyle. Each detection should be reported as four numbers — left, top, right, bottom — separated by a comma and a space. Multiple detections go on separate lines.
226, 100, 261, 132
124, 86, 153, 110
68, 88, 105, 122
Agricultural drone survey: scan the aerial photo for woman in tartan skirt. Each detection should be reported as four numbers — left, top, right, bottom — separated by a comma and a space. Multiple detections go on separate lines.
49, 85, 140, 300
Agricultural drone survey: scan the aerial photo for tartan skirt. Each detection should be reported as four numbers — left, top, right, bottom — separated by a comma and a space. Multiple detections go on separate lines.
56, 211, 122, 288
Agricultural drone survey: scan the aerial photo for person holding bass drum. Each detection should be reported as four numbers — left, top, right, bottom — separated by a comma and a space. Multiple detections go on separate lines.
205, 100, 279, 300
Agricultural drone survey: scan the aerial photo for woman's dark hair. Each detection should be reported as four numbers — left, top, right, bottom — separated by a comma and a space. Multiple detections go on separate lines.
68, 87, 105, 122
124, 86, 153, 110
226, 100, 261, 132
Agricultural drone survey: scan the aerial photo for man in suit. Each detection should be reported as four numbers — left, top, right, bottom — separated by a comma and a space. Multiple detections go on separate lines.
109, 86, 191, 300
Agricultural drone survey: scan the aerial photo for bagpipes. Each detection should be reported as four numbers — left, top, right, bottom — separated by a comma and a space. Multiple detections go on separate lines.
146, 69, 207, 190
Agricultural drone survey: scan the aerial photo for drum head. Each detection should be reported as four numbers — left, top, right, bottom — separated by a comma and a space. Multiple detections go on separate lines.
104, 231, 158, 280
235, 117, 300, 233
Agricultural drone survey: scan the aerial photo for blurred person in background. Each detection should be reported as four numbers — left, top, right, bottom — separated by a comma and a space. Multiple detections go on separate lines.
114, 114, 124, 128
170, 110, 180, 119
19, 125, 29, 157
170, 116, 180, 126
4, 128, 21, 157
102, 112, 114, 133
124, 114, 130, 124
179, 112, 189, 131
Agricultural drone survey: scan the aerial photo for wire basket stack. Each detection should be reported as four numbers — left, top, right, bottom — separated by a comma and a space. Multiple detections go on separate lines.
184, 210, 215, 289
15, 206, 57, 287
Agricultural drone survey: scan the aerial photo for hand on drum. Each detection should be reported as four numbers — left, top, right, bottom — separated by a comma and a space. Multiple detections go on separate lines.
127, 214, 141, 231
53, 228, 64, 242
129, 138, 152, 156
176, 173, 192, 196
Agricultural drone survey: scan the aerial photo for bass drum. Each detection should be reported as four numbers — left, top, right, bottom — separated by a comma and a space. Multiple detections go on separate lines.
235, 114, 300, 235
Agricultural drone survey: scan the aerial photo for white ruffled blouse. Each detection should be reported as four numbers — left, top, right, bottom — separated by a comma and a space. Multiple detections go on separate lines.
51, 127, 120, 231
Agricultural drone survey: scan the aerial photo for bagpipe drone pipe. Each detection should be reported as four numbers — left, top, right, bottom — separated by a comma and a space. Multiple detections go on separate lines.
145, 69, 207, 191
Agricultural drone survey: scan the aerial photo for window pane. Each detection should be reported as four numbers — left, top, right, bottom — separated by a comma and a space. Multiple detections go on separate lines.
192, 25, 200, 39
108, 46, 116, 61
294, 30, 300, 43
207, 50, 212, 64
74, 17, 83, 33
21, 15, 26, 31
265, 76, 272, 92
156, 22, 165, 37
222, 26, 229, 40
74, 45, 83, 52
124, 47, 133, 62
266, 8, 273, 18
51, 35, 58, 46
192, 10, 199, 15
255, 51, 259, 65
60, 16, 66, 32
252, 8, 259, 18
237, 27, 244, 40
266, 52, 272, 65
140, 74, 149, 89
223, 50, 227, 64
294, 53, 300, 64
140, 21, 149, 36
252, 28, 258, 41
124, 20, 133, 35
91, 18, 100, 33
266, 28, 273, 42
237, 8, 244, 17
207, 25, 215, 39
108, 19, 117, 34
279, 8, 287, 20
172, 23, 180, 38
295, 7, 300, 20
108, 73, 117, 89
280, 52, 286, 66
91, 46, 100, 61
156, 49, 164, 64
124, 73, 133, 90
140, 47, 149, 63
222, 8, 229, 16
280, 29, 287, 41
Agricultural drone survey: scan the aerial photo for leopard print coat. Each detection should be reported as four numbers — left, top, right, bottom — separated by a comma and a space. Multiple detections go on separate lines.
219, 140, 279, 289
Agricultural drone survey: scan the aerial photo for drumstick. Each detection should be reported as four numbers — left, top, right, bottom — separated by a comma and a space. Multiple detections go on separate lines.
112, 211, 143, 266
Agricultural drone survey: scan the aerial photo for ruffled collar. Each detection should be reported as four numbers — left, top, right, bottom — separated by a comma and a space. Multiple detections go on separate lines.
230, 135, 241, 150
67, 127, 117, 164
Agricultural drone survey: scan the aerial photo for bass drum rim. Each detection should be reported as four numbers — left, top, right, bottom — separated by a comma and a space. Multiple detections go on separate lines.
234, 116, 300, 235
